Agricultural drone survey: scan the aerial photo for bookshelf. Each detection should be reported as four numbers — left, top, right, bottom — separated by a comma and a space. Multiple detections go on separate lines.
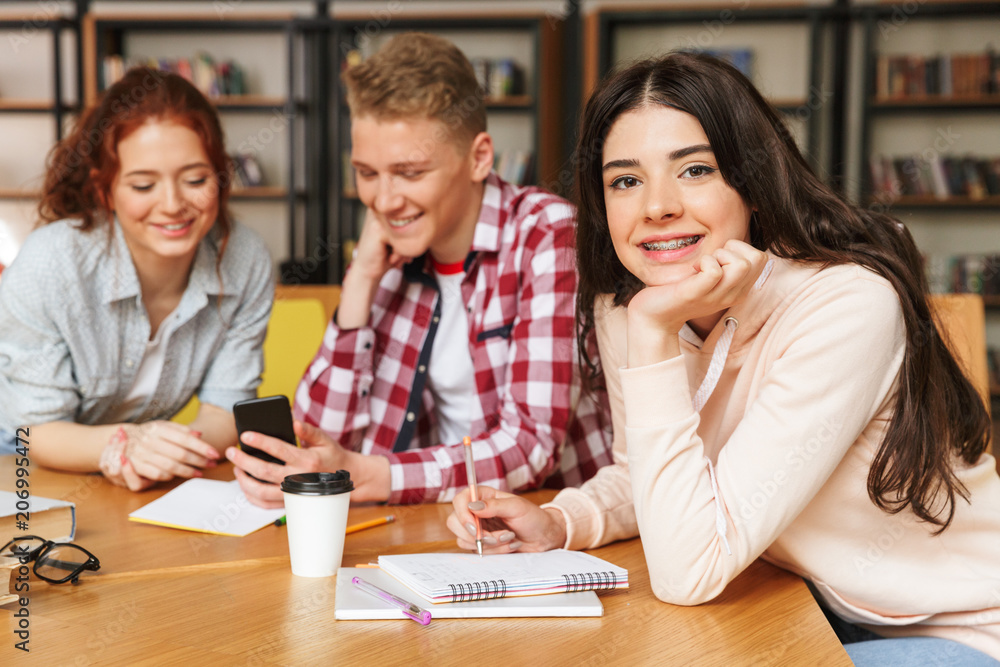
582, 4, 846, 183
857, 2, 1000, 401
81, 11, 327, 281
328, 10, 568, 282
0, 10, 82, 251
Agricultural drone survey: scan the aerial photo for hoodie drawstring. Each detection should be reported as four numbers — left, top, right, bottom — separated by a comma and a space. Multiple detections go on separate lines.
695, 259, 774, 557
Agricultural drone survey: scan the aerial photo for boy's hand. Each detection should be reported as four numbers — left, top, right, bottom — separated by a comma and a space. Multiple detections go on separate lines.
336, 211, 409, 329
227, 420, 390, 507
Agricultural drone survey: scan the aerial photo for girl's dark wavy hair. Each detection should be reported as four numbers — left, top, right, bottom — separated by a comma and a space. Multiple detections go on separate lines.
574, 51, 990, 533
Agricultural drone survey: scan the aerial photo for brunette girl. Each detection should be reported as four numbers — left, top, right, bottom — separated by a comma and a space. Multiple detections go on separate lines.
449, 53, 1000, 665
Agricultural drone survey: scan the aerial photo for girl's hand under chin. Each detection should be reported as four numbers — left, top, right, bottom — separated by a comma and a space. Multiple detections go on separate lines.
626, 240, 767, 367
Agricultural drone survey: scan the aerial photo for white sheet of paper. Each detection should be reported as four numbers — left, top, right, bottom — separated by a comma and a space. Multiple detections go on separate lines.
128, 478, 284, 537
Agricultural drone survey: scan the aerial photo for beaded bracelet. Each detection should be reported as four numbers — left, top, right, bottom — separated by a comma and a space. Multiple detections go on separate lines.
98, 426, 129, 478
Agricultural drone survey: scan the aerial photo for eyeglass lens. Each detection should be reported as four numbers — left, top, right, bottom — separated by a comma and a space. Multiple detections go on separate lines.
35, 544, 92, 581
1, 536, 46, 558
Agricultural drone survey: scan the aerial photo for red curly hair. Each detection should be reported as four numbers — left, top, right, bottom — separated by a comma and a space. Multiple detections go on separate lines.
38, 67, 233, 251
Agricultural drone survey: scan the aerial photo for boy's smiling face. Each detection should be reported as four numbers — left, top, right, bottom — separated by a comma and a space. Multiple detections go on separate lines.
351, 115, 493, 264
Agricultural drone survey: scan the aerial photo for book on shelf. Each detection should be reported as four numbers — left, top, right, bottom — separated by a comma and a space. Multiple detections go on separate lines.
467, 57, 527, 99
341, 150, 356, 196
230, 153, 265, 190
925, 253, 1000, 297
693, 48, 754, 80
869, 154, 1000, 200
0, 491, 76, 545
102, 54, 247, 98
987, 348, 999, 393
876, 47, 1000, 100
377, 549, 628, 604
494, 150, 533, 186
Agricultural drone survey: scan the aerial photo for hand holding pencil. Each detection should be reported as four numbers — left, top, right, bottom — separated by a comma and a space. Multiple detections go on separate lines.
447, 485, 570, 555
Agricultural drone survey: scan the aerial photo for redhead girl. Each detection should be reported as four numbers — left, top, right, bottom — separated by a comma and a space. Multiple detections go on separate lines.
0, 67, 273, 491
448, 53, 1000, 666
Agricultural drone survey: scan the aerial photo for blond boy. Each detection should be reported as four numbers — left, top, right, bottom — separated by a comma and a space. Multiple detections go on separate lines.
229, 33, 611, 507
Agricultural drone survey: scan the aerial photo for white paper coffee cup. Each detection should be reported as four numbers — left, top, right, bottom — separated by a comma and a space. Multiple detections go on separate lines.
281, 471, 353, 577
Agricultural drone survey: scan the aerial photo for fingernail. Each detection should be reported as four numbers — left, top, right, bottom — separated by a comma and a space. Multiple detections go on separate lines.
498, 531, 515, 543
191, 430, 203, 438
205, 460, 218, 468
508, 541, 522, 551
465, 523, 477, 536
192, 470, 203, 478
468, 500, 485, 511
482, 535, 498, 546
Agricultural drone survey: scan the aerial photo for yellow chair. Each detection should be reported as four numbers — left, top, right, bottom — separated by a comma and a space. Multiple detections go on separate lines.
275, 284, 341, 325
173, 294, 333, 424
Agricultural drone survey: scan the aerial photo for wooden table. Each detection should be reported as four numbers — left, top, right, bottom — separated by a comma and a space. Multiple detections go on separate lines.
1, 457, 850, 665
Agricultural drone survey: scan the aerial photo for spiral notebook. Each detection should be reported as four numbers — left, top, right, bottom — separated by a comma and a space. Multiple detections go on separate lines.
378, 549, 628, 604
335, 567, 605, 619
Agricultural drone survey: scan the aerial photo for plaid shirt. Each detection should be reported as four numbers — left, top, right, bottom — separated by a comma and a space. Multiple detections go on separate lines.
294, 173, 612, 504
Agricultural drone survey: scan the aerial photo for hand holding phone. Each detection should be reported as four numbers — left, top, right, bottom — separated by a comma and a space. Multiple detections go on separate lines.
233, 395, 299, 467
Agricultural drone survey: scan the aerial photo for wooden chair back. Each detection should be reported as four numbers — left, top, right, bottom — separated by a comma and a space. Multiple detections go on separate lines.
929, 293, 993, 462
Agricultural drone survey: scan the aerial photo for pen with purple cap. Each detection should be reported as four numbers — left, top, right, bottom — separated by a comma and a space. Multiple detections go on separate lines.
352, 576, 431, 625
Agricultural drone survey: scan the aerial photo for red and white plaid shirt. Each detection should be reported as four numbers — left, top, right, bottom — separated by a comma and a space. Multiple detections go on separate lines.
294, 173, 613, 504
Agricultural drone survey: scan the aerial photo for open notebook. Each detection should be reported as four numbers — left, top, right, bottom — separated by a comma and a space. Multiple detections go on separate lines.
378, 549, 628, 603
128, 479, 284, 537
335, 567, 605, 619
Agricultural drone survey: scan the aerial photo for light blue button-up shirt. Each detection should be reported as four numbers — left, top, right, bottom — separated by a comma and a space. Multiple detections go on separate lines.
0, 218, 273, 451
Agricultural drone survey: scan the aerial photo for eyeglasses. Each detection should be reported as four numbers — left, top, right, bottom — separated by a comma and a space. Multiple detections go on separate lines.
1, 536, 101, 585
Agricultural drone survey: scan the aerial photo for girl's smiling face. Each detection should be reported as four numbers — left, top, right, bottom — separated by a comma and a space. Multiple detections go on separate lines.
602, 104, 752, 287
109, 119, 218, 268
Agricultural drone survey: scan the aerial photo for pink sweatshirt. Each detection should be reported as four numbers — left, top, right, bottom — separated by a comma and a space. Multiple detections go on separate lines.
547, 256, 1000, 658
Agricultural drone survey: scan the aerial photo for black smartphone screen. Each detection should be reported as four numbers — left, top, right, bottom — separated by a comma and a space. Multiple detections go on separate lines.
233, 395, 298, 466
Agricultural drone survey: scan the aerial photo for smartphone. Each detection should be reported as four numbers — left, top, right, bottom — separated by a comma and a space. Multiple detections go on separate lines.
233, 395, 298, 467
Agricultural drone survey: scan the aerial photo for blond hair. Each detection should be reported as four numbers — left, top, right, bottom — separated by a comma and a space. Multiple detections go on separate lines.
341, 33, 486, 146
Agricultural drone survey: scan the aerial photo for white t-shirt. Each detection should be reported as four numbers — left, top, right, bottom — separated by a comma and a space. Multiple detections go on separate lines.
105, 316, 171, 423
426, 262, 476, 445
